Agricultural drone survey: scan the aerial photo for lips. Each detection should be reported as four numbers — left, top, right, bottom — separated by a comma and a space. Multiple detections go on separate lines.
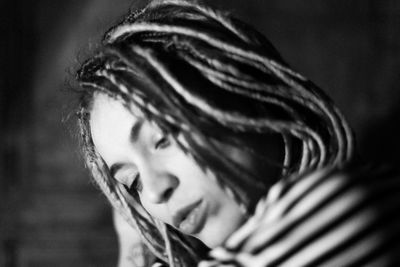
172, 199, 207, 235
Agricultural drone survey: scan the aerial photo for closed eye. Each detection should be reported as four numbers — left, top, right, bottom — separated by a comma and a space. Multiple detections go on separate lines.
155, 135, 170, 149
125, 173, 142, 194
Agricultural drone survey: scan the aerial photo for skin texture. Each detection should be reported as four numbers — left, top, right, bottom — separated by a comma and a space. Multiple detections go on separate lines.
90, 93, 247, 248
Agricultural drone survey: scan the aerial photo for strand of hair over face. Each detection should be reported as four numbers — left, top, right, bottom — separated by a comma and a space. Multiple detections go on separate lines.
77, 98, 203, 267
76, 0, 355, 266
77, 108, 171, 260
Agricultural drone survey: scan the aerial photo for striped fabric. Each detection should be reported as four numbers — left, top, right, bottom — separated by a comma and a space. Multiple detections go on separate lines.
199, 164, 400, 267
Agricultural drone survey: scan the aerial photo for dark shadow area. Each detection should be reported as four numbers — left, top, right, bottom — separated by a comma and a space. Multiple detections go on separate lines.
359, 101, 400, 172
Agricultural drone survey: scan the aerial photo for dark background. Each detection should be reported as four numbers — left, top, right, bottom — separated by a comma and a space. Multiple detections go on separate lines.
1, 0, 399, 266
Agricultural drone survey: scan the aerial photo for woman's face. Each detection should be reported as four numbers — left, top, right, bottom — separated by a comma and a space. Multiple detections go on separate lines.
89, 93, 246, 248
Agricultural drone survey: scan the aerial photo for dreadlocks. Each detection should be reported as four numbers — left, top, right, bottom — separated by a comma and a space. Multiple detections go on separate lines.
75, 0, 354, 266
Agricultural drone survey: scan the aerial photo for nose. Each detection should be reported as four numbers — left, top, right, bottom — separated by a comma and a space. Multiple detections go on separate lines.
140, 163, 179, 204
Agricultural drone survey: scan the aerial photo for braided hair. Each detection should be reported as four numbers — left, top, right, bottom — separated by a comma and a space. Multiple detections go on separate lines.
75, 0, 354, 266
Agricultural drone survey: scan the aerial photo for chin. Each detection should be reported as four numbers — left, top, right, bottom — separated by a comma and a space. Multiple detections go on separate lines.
197, 220, 239, 248
200, 233, 230, 249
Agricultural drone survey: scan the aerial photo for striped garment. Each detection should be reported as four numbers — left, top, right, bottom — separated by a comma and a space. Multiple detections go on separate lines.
199, 164, 400, 267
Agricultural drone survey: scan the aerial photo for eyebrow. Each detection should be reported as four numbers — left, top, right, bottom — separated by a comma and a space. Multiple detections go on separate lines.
129, 118, 144, 143
109, 119, 144, 178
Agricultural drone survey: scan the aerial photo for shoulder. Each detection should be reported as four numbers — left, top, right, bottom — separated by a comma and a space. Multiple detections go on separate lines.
201, 164, 400, 267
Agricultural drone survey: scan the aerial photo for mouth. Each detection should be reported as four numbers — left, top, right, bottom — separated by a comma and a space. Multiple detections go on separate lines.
172, 199, 207, 235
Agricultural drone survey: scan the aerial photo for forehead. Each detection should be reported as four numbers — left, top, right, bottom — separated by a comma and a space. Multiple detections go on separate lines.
89, 93, 142, 161
91, 92, 143, 117
90, 93, 139, 132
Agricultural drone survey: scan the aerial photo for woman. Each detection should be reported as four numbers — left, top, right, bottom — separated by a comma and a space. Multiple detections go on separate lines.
74, 0, 400, 266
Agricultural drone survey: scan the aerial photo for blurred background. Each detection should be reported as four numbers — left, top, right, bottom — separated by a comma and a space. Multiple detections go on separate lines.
1, 0, 399, 266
